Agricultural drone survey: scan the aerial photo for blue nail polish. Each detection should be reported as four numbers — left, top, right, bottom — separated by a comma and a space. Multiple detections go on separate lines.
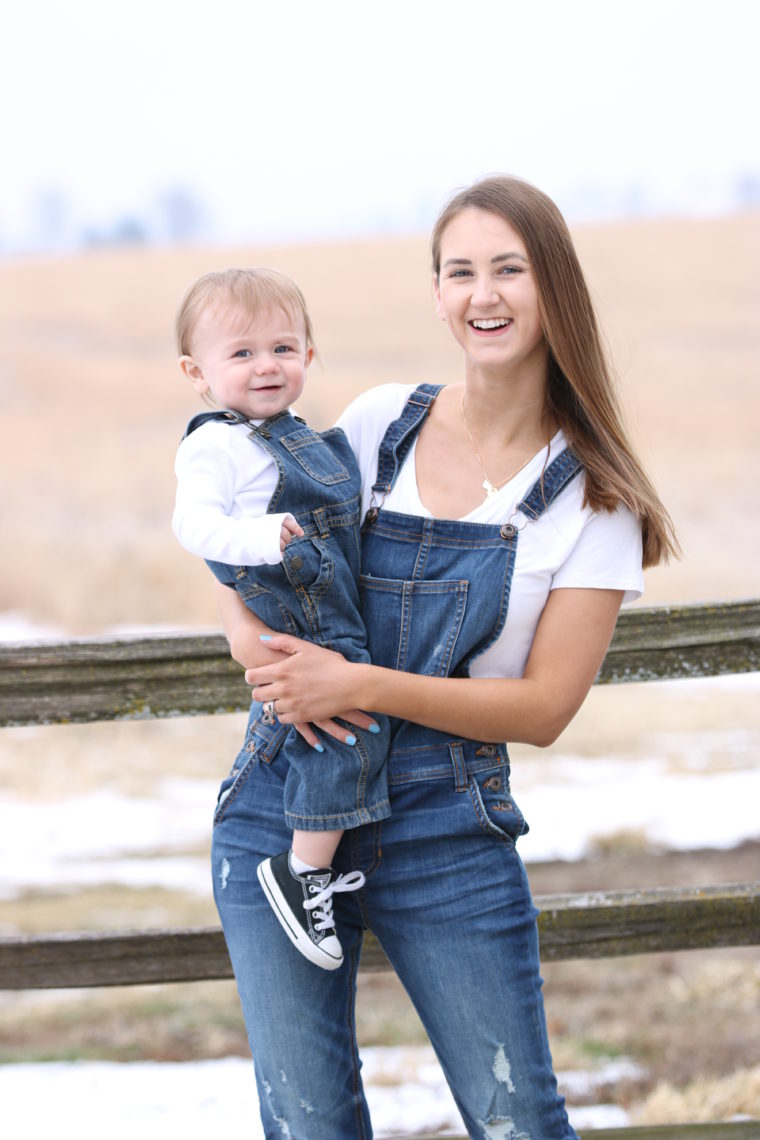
345, 734, 357, 746
313, 743, 324, 753
259, 634, 272, 641
368, 723, 381, 734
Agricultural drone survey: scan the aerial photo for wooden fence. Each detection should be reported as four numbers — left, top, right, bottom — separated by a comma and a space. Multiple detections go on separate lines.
1, 598, 759, 1139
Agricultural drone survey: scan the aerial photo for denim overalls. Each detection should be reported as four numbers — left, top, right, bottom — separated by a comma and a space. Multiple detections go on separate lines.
184, 408, 391, 832
212, 387, 582, 1139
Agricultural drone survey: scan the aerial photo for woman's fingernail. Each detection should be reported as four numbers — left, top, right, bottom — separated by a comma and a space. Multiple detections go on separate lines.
313, 743, 325, 753
345, 734, 357, 746
259, 634, 272, 641
368, 723, 381, 734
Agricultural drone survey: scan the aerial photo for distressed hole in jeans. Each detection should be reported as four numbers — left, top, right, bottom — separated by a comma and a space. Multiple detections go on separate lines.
492, 1044, 516, 1091
219, 858, 231, 890
481, 1118, 529, 1140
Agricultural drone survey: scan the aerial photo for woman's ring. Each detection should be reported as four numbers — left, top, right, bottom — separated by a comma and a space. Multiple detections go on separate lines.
261, 699, 277, 725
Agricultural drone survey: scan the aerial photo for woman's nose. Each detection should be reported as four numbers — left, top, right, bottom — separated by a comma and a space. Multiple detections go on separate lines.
470, 276, 499, 306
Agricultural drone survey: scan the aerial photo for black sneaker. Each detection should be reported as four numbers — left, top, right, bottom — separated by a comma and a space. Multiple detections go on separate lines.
257, 851, 365, 971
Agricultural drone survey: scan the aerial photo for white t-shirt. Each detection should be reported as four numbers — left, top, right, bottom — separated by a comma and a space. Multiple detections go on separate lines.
173, 418, 294, 567
337, 383, 644, 680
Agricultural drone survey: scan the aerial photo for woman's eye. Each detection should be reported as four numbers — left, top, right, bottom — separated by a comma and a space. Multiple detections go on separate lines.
498, 265, 521, 275
449, 268, 472, 278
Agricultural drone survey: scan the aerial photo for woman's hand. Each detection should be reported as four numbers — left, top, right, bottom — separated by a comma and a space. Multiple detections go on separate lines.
289, 707, 381, 747
245, 635, 374, 735
215, 583, 378, 747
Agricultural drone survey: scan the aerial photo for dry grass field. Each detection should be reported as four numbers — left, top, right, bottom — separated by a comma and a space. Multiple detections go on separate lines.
1, 212, 759, 634
1, 215, 759, 1127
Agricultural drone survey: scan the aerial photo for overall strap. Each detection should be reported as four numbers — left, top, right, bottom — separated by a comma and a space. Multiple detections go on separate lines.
181, 408, 296, 443
181, 409, 248, 441
516, 447, 584, 522
371, 383, 444, 498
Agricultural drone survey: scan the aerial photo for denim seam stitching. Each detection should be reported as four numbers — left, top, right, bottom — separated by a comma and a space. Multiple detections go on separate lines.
468, 778, 519, 846
212, 755, 256, 825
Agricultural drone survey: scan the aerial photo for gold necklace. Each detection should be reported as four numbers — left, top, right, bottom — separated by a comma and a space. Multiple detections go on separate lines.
460, 396, 534, 499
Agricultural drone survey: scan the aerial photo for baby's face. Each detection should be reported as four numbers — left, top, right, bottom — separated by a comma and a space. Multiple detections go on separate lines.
183, 302, 313, 419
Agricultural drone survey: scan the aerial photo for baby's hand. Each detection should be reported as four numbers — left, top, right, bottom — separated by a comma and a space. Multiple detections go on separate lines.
280, 515, 304, 552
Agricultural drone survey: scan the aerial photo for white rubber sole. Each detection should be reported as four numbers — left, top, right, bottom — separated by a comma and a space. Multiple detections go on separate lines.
257, 859, 343, 971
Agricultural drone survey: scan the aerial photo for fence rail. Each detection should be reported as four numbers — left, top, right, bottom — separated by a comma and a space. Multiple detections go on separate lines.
1, 883, 757, 991
2, 599, 759, 1138
1, 598, 759, 727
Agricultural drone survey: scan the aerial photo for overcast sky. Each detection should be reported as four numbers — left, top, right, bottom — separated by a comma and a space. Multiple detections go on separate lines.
1, 0, 758, 251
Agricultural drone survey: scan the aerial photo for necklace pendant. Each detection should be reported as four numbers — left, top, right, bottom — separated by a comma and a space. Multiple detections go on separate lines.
482, 478, 498, 498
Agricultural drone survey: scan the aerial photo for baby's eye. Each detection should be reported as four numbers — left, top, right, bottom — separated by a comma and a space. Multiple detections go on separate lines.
273, 344, 293, 354
233, 348, 252, 358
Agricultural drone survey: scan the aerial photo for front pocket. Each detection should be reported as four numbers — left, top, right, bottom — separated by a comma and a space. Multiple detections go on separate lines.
468, 765, 528, 844
214, 758, 252, 821
213, 714, 290, 823
360, 575, 469, 676
283, 536, 333, 604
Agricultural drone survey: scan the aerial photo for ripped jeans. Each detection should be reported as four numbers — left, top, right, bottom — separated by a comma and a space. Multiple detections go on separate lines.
212, 728, 577, 1139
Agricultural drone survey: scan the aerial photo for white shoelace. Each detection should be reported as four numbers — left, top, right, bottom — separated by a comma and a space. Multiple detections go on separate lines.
303, 870, 366, 932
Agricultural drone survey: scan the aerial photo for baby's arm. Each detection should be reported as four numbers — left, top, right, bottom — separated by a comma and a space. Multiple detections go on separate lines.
173, 428, 301, 566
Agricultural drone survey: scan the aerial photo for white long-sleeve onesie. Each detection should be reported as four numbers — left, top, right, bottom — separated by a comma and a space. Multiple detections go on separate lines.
173, 417, 296, 567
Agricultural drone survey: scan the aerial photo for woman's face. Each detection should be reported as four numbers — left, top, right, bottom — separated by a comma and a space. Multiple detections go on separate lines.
434, 207, 546, 380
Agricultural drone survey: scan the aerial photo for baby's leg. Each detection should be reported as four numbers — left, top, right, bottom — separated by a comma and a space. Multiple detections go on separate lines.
258, 828, 365, 972
291, 827, 343, 869
262, 714, 390, 972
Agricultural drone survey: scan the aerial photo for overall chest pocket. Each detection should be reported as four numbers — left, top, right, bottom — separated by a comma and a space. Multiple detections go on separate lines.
281, 428, 351, 485
360, 574, 469, 677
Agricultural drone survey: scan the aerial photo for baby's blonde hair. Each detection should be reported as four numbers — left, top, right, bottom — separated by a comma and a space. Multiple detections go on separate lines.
175, 267, 316, 357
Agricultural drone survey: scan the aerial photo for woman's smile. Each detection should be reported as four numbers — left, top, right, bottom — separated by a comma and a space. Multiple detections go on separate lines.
469, 317, 513, 334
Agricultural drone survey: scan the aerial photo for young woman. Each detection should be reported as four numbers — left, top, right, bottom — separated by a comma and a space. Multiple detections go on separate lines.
212, 175, 677, 1138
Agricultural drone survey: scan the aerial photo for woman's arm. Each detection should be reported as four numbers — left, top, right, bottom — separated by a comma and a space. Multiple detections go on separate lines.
245, 587, 625, 747
214, 581, 280, 669
214, 583, 381, 745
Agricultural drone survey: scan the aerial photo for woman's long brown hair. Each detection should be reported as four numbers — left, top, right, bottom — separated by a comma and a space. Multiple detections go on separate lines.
431, 176, 679, 568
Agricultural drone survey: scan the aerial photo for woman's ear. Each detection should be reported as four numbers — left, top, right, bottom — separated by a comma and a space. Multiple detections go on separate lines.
433, 274, 446, 322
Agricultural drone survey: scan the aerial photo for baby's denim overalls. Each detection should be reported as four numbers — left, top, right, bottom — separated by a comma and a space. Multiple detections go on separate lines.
184, 408, 391, 832
211, 387, 582, 1139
